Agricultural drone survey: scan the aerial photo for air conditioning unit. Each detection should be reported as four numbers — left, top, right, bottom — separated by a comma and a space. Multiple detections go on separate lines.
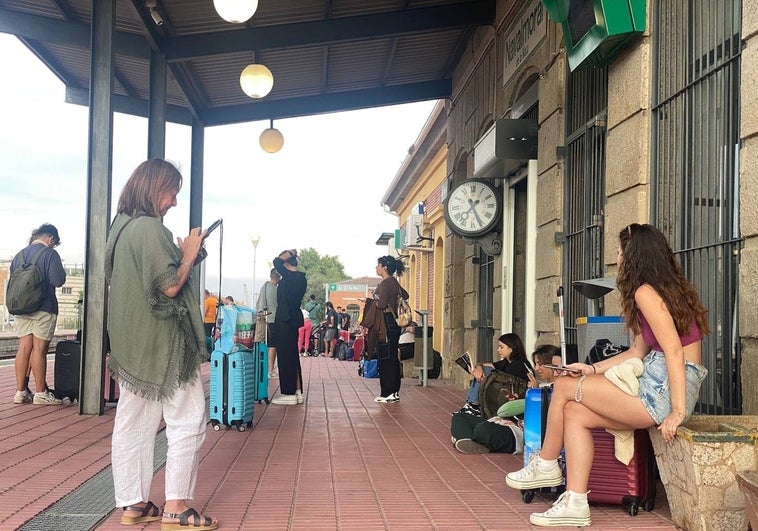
403, 214, 432, 251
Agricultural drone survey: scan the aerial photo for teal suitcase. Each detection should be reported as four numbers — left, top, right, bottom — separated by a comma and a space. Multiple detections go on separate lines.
209, 345, 256, 431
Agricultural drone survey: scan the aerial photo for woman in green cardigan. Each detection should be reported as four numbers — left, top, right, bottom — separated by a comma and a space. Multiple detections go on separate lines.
106, 159, 217, 530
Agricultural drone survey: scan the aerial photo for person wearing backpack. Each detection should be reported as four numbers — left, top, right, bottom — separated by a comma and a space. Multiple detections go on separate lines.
304, 294, 321, 328
372, 255, 409, 403
9, 223, 66, 405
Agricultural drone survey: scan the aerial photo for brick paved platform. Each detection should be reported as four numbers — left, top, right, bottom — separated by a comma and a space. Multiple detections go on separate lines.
0, 355, 679, 530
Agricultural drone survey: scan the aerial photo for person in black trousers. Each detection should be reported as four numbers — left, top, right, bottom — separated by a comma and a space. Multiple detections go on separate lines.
270, 249, 307, 405
372, 255, 408, 403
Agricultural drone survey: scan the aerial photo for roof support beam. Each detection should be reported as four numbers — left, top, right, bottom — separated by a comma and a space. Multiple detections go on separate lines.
0, 6, 150, 59
164, 0, 495, 62
65, 86, 193, 126
201, 79, 452, 126
148, 51, 167, 158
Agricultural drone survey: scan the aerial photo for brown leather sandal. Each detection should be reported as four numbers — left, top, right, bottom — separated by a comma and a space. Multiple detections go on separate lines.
161, 508, 218, 530
121, 500, 161, 525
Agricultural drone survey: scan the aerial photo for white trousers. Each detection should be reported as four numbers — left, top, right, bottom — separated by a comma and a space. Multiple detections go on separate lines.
112, 375, 207, 507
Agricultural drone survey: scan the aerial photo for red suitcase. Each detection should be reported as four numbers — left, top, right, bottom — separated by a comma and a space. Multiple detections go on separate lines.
351, 336, 364, 361
587, 428, 657, 515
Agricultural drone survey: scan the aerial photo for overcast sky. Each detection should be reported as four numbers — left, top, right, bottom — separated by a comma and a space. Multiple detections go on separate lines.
0, 34, 437, 298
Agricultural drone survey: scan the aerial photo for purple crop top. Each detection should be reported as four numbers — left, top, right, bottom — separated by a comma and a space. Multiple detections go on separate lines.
639, 312, 702, 351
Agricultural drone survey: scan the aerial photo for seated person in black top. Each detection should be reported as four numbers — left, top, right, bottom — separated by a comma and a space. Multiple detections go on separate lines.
459, 333, 531, 416
451, 344, 561, 454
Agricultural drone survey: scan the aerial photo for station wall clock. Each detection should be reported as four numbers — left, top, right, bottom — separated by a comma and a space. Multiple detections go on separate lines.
443, 179, 502, 238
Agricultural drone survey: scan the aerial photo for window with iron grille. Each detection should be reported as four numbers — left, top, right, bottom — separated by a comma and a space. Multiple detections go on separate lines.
562, 66, 609, 353
476, 247, 496, 361
652, 0, 742, 414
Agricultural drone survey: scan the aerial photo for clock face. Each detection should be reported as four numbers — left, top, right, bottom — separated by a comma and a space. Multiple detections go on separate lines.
444, 179, 502, 237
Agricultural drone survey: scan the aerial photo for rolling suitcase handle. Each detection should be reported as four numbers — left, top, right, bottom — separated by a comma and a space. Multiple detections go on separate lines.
557, 286, 567, 365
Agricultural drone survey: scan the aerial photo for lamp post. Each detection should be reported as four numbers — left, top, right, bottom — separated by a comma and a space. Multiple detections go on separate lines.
251, 236, 260, 303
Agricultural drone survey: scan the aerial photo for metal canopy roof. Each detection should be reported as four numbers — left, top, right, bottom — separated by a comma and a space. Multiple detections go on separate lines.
0, 0, 495, 126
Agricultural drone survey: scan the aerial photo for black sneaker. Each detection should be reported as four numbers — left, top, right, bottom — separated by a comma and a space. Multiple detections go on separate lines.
455, 438, 491, 454
459, 403, 481, 416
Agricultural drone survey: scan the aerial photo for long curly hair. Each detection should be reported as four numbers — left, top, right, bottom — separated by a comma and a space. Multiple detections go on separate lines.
498, 333, 527, 362
616, 223, 710, 337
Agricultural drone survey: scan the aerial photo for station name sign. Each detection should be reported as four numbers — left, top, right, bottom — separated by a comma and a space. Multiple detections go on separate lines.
503, 0, 547, 84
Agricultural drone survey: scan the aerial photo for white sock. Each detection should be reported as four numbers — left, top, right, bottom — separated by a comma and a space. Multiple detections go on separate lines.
537, 455, 557, 467
567, 490, 589, 503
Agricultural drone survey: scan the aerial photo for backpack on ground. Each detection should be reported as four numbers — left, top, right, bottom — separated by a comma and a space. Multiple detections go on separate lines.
7, 246, 48, 315
427, 350, 443, 379
334, 340, 347, 361
478, 370, 529, 419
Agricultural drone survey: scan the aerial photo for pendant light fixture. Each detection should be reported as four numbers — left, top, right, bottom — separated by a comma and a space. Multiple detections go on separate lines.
213, 0, 258, 24
259, 120, 284, 153
240, 52, 274, 99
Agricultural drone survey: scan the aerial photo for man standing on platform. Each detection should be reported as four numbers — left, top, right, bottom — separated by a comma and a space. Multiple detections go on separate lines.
203, 289, 218, 338
10, 223, 66, 405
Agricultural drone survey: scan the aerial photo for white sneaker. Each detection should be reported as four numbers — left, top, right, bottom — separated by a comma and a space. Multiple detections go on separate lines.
13, 390, 33, 404
268, 370, 279, 379
271, 394, 298, 405
505, 454, 563, 490
295, 390, 304, 404
529, 490, 591, 527
33, 390, 63, 405
374, 393, 399, 403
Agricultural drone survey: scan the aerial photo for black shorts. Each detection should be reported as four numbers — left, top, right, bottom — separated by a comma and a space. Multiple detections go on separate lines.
267, 322, 279, 348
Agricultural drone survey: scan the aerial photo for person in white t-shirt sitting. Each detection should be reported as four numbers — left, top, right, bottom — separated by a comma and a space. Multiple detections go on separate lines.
398, 322, 415, 361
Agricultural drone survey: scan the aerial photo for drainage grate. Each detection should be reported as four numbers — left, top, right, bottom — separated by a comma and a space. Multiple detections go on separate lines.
20, 430, 168, 531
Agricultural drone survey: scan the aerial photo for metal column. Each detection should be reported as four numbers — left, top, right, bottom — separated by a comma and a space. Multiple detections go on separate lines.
189, 118, 204, 295
81, 0, 115, 415
147, 51, 167, 159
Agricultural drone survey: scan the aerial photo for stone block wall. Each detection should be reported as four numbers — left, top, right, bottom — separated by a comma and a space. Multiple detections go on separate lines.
741, 2, 758, 415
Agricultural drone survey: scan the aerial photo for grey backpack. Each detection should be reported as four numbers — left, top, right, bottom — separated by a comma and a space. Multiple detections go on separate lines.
7, 246, 48, 315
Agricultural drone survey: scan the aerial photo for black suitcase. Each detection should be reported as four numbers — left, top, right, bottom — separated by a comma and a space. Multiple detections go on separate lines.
54, 340, 80, 400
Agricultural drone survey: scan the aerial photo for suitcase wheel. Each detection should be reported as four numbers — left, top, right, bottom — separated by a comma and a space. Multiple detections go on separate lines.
628, 503, 639, 517
643, 499, 655, 512
521, 490, 534, 503
237, 424, 246, 432
211, 422, 220, 431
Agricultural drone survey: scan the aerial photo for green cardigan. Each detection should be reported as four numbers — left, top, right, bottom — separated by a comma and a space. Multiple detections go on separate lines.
105, 214, 206, 401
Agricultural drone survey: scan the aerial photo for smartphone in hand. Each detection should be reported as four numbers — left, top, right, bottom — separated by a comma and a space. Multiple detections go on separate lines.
203, 218, 222, 239
542, 364, 582, 374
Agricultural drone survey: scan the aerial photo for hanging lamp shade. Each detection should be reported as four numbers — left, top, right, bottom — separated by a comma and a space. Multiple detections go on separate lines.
213, 0, 258, 23
259, 124, 284, 153
240, 63, 274, 98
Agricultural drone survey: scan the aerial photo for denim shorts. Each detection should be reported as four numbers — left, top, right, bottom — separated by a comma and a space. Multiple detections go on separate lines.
637, 350, 708, 425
